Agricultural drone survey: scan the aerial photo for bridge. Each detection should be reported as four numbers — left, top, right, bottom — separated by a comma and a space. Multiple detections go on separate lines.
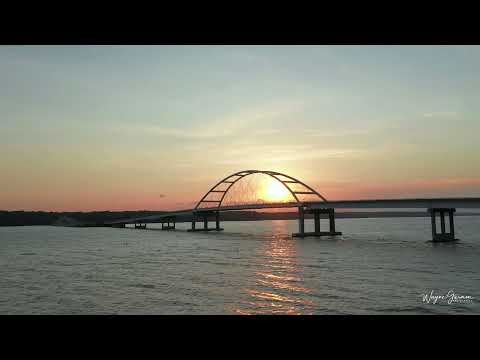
107, 170, 480, 242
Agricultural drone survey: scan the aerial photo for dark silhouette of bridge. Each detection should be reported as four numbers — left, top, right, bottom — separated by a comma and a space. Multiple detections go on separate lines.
107, 170, 480, 242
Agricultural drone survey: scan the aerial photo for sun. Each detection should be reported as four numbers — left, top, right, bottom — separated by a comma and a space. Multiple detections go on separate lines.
263, 180, 291, 202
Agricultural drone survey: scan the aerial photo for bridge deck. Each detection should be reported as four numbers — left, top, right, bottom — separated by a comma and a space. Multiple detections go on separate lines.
106, 198, 480, 225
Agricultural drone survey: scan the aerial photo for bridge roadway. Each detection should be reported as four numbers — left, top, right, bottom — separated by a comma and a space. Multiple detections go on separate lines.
108, 198, 480, 225
107, 197, 480, 242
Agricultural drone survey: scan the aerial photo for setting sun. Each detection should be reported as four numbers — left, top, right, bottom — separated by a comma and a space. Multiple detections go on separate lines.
263, 180, 291, 202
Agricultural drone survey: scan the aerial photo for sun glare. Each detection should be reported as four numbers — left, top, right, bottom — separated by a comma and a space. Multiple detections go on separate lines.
263, 180, 291, 202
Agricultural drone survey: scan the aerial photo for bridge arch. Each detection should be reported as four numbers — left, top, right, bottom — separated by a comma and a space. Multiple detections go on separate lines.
195, 170, 327, 209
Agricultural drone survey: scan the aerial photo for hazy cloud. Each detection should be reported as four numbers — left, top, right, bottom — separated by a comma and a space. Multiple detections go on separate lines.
423, 111, 459, 118
215, 145, 365, 165
306, 129, 372, 137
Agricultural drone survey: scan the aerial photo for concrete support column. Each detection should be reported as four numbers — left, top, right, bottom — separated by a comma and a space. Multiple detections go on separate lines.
430, 209, 437, 239
215, 211, 220, 230
293, 207, 341, 238
429, 208, 457, 242
188, 211, 224, 232
440, 211, 446, 234
314, 210, 320, 233
191, 213, 196, 230
161, 218, 175, 230
449, 211, 455, 238
298, 206, 305, 235
329, 209, 336, 233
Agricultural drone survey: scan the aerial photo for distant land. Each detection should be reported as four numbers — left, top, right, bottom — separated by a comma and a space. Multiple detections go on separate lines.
0, 211, 167, 227
1, 210, 480, 227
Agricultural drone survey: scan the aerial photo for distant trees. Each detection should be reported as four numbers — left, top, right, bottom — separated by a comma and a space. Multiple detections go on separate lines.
0, 211, 166, 227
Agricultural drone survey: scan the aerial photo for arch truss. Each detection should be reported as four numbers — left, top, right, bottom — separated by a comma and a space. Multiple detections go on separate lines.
195, 170, 327, 210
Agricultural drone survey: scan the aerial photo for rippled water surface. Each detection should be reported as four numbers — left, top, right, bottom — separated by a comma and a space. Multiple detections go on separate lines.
1, 217, 479, 314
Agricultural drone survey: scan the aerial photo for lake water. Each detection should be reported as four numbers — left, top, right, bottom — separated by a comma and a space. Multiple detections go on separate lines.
0, 217, 479, 314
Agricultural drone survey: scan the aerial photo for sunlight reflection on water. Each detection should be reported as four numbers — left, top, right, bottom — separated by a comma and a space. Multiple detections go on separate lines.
234, 221, 315, 315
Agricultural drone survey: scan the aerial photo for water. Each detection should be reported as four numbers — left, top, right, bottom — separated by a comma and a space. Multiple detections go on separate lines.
0, 217, 479, 314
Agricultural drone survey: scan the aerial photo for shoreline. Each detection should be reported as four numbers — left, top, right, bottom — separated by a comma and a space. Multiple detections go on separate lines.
1, 210, 479, 227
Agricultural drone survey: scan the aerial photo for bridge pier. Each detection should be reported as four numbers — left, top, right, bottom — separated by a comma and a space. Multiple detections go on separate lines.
161, 217, 176, 230
293, 207, 342, 238
134, 223, 147, 229
428, 208, 457, 242
188, 211, 224, 232
215, 211, 221, 231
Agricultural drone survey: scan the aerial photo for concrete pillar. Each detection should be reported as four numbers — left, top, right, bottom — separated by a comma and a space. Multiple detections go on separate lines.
430, 208, 457, 242
203, 215, 208, 230
314, 210, 320, 233
292, 207, 341, 238
449, 210, 455, 238
329, 209, 336, 233
440, 211, 446, 234
430, 209, 436, 239
215, 211, 220, 230
298, 206, 305, 235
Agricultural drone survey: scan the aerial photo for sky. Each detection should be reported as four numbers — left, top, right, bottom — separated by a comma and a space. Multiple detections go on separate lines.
1, 45, 479, 211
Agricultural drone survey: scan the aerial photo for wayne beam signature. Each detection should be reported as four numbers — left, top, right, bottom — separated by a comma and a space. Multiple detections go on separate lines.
422, 290, 474, 305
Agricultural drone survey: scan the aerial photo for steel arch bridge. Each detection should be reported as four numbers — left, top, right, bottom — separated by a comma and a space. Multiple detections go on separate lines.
194, 169, 327, 210
105, 168, 480, 242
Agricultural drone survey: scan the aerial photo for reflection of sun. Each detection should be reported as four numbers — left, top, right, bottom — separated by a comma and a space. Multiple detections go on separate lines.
263, 179, 291, 202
